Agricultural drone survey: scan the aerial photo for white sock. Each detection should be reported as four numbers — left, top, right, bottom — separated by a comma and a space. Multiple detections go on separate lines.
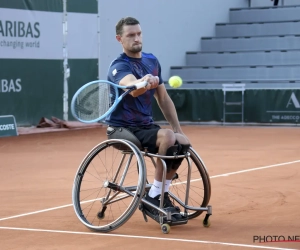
149, 179, 173, 198
164, 179, 172, 193
148, 179, 162, 198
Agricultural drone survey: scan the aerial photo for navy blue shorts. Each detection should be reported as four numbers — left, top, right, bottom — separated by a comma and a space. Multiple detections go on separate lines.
126, 124, 161, 153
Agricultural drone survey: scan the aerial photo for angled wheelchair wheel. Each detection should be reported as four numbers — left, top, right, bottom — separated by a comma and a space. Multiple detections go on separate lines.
144, 147, 211, 220
72, 139, 146, 233
170, 147, 211, 219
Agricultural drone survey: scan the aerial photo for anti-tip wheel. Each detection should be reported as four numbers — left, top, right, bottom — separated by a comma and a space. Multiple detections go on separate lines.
203, 218, 211, 228
161, 224, 171, 234
97, 212, 105, 220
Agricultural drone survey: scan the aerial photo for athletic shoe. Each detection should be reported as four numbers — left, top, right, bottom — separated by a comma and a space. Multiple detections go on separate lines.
144, 192, 183, 220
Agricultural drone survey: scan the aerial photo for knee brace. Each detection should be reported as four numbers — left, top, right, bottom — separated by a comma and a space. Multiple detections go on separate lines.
165, 145, 180, 172
172, 144, 190, 170
164, 143, 191, 172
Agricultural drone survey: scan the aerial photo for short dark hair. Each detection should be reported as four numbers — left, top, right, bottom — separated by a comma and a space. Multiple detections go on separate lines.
116, 17, 140, 36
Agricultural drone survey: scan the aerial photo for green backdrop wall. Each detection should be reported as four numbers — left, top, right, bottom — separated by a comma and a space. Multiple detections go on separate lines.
152, 89, 300, 124
0, 0, 98, 126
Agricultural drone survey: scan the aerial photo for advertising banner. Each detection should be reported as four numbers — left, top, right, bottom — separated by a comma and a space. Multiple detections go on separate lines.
0, 8, 63, 59
153, 89, 300, 124
245, 89, 300, 123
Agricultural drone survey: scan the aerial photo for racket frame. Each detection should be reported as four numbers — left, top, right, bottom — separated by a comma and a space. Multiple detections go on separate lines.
71, 80, 148, 123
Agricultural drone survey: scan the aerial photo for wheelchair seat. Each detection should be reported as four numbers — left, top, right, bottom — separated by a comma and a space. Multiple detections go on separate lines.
106, 126, 143, 150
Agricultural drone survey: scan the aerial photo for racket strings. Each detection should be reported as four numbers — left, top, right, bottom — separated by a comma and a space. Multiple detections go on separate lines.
74, 82, 117, 121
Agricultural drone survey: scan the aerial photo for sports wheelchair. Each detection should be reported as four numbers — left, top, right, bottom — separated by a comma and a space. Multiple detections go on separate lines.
72, 127, 212, 234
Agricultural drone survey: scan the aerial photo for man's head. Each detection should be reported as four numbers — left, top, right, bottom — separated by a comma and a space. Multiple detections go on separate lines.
116, 17, 142, 56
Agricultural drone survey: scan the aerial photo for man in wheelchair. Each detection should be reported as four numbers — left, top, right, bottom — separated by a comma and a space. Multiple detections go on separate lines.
105, 16, 190, 222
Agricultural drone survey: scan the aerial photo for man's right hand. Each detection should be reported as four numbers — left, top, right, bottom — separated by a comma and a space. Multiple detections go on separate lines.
143, 74, 159, 90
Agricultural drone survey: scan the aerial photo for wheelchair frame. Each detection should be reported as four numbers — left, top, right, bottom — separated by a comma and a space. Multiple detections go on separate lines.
72, 139, 212, 234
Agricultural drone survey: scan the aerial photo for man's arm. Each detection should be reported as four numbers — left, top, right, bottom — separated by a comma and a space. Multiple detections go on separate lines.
154, 84, 184, 134
120, 74, 159, 97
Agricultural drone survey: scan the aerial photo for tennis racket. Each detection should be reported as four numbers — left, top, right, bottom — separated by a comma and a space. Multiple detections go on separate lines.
70, 80, 148, 123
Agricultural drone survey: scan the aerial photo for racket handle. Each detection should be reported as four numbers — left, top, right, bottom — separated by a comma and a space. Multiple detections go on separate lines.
134, 81, 148, 89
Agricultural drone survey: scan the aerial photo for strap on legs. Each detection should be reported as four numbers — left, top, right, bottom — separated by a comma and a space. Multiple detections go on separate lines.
172, 144, 190, 170
165, 145, 180, 172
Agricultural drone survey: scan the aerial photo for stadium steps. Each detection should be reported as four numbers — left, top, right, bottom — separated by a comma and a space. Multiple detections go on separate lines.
170, 65, 300, 81
165, 80, 300, 90
215, 20, 300, 37
201, 35, 300, 52
169, 4, 300, 86
229, 5, 300, 23
186, 50, 300, 67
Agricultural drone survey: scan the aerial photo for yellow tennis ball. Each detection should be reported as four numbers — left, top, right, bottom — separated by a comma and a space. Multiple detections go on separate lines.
168, 76, 183, 88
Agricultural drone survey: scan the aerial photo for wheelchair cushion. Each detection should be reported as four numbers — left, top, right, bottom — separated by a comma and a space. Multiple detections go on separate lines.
106, 126, 143, 150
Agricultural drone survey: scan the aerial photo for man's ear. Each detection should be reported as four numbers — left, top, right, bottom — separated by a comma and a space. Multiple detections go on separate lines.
116, 35, 122, 42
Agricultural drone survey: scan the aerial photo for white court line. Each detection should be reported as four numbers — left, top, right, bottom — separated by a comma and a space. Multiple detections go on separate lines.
0, 159, 299, 222
0, 227, 297, 250
195, 159, 300, 181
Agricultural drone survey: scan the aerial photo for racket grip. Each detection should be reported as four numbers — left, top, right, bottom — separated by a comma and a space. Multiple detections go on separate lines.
134, 81, 148, 89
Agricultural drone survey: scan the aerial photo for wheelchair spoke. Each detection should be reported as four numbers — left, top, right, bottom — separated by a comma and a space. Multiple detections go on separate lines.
72, 139, 146, 233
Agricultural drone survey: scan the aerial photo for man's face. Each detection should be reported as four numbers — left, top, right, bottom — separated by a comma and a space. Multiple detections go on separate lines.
117, 24, 142, 53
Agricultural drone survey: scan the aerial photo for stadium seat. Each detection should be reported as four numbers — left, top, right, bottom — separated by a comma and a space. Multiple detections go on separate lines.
201, 35, 300, 52
186, 50, 300, 67
170, 4, 300, 88
229, 5, 300, 23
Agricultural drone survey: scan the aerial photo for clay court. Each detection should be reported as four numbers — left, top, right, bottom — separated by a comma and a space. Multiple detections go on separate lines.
0, 125, 299, 250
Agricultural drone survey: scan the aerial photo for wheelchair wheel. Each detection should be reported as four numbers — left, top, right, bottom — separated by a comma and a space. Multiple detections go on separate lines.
72, 139, 146, 233
174, 147, 211, 219
144, 147, 211, 220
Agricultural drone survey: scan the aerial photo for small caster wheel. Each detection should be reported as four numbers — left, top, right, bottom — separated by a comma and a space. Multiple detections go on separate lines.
203, 218, 211, 228
97, 211, 105, 220
161, 224, 170, 234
